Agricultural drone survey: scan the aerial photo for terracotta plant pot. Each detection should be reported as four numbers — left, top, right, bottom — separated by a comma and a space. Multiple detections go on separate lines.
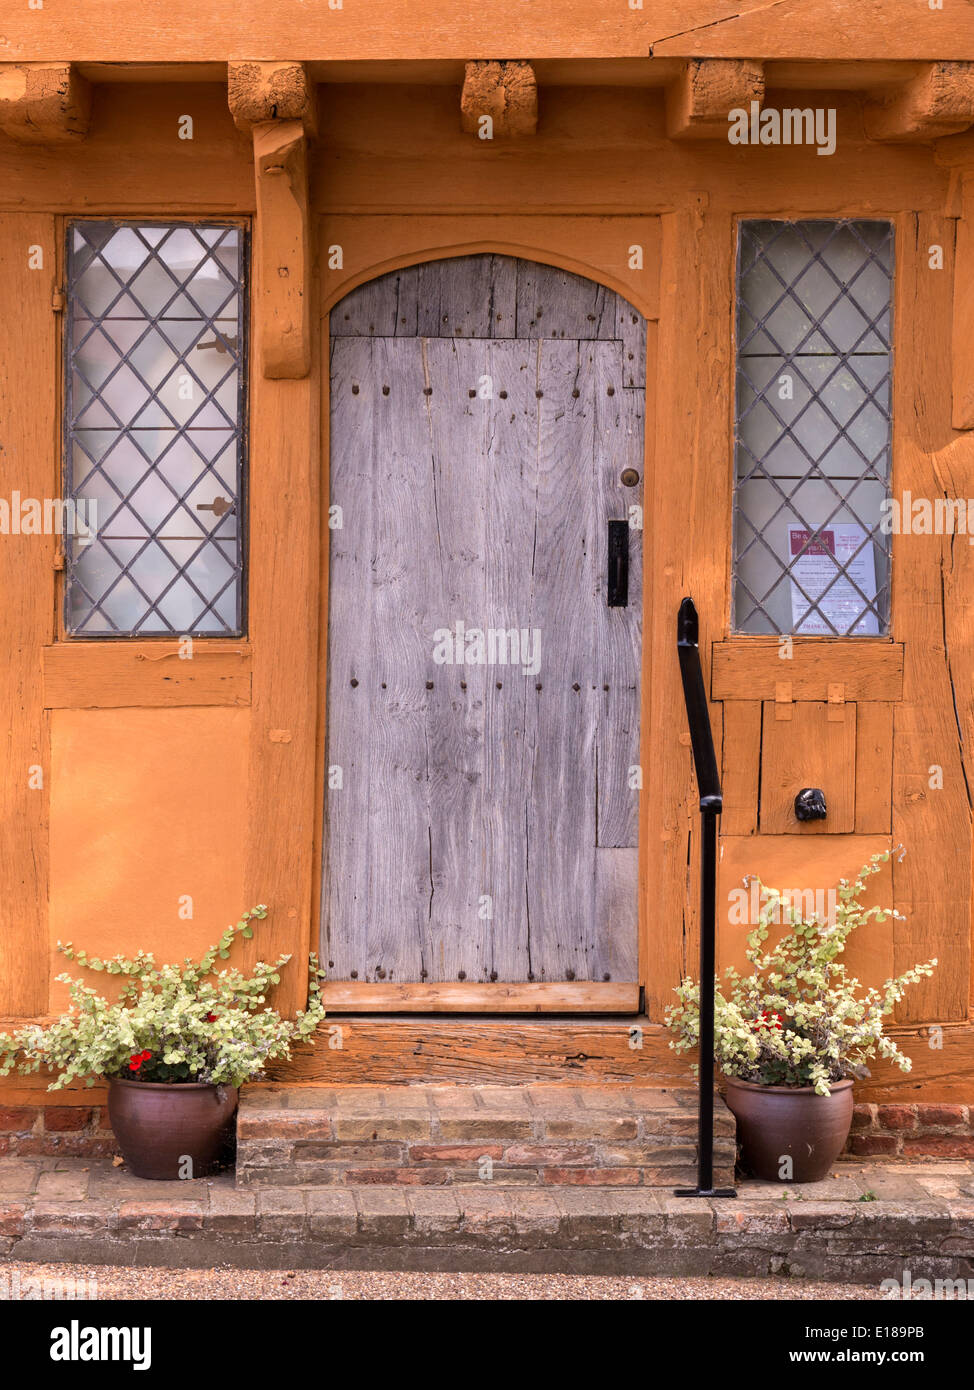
723, 1076, 854, 1183
107, 1078, 238, 1180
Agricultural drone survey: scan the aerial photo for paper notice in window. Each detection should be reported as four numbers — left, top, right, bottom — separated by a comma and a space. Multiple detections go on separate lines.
787, 523, 878, 635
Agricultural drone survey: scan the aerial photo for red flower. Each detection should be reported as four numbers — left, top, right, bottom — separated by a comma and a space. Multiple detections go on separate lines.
206, 1013, 218, 1023
141, 1050, 151, 1061
751, 1011, 784, 1032
128, 1057, 142, 1071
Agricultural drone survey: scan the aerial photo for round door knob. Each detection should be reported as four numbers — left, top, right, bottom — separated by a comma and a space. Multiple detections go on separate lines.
794, 787, 827, 821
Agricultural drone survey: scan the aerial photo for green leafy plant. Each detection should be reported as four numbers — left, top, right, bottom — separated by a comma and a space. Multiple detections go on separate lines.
665, 852, 936, 1096
0, 906, 326, 1090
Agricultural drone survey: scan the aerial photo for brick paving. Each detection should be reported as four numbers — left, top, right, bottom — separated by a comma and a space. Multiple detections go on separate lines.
2, 1152, 974, 1281
236, 1083, 736, 1189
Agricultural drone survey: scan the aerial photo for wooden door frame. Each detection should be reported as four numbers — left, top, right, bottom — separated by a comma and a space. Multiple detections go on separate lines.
312, 219, 660, 1012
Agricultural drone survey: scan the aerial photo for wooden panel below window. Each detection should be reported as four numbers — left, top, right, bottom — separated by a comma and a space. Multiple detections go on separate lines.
854, 702, 894, 833
720, 700, 761, 835
759, 700, 856, 834
42, 643, 252, 709
712, 640, 904, 702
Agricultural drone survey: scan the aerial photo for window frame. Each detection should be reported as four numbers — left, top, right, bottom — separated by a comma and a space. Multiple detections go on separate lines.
729, 214, 895, 641
57, 214, 251, 642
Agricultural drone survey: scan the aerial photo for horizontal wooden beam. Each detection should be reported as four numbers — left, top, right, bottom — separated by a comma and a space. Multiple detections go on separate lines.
665, 59, 764, 141
0, 63, 91, 143
460, 60, 537, 138
227, 60, 317, 136
4, 5, 974, 64
2, 1015, 970, 1102
257, 1015, 974, 1100
42, 642, 252, 709
711, 640, 904, 702
865, 61, 974, 142
274, 1016, 680, 1085
321, 981, 639, 1012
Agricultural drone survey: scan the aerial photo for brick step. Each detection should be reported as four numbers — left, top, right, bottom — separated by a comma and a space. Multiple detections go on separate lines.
235, 1084, 736, 1189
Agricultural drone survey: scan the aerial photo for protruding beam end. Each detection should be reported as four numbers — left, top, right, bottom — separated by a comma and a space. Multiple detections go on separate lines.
461, 60, 537, 139
0, 63, 92, 143
666, 59, 764, 141
865, 62, 974, 142
228, 61, 318, 138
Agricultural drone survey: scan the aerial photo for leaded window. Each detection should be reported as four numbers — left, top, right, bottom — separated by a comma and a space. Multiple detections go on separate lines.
732, 219, 893, 636
64, 221, 247, 636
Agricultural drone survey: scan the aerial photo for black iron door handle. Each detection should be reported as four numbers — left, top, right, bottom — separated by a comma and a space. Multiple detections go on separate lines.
607, 520, 629, 607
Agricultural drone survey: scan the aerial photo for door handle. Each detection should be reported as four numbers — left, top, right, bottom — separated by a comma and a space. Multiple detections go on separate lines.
607, 520, 629, 607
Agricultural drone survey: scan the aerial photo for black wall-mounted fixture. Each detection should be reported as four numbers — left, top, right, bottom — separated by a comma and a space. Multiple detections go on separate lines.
794, 787, 828, 821
607, 520, 629, 607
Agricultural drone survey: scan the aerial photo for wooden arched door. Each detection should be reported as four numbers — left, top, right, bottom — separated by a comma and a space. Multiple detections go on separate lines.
321, 255, 646, 1011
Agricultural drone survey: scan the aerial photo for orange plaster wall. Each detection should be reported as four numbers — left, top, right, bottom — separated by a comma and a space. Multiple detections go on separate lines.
48, 707, 249, 1013
717, 836, 897, 994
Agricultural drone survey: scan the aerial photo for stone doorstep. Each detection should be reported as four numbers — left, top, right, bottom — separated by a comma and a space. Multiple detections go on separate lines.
234, 1084, 735, 1189
4, 1178, 974, 1280
4, 1157, 974, 1278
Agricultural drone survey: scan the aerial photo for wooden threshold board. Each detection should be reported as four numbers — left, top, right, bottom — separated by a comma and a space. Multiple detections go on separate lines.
320, 982, 640, 1012
272, 1013, 683, 1086
263, 1016, 974, 1097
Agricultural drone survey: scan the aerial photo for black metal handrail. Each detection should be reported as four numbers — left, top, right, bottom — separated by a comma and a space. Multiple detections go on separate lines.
674, 597, 736, 1199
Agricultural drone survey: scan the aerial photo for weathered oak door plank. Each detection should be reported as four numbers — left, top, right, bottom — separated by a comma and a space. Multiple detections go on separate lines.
323, 256, 647, 998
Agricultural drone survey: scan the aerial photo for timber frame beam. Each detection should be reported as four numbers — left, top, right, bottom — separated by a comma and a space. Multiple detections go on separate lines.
228, 61, 314, 379
0, 62, 91, 142
665, 59, 764, 141
950, 171, 974, 429
460, 60, 538, 138
865, 61, 974, 142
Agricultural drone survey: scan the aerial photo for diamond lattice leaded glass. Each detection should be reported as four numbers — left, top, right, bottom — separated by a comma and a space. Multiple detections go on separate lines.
64, 221, 247, 635
732, 220, 893, 636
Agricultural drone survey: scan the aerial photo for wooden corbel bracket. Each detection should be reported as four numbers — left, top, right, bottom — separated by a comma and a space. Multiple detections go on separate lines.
460, 60, 537, 138
252, 120, 311, 379
665, 59, 764, 141
0, 62, 91, 143
229, 62, 314, 380
864, 62, 974, 143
